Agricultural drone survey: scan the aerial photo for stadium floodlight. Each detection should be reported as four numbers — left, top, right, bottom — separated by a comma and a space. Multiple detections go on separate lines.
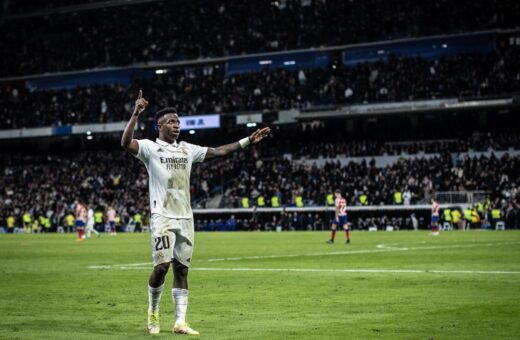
259, 60, 272, 65
155, 69, 168, 74
86, 130, 92, 135
86, 135, 93, 140
283, 61, 296, 66
246, 122, 257, 127
189, 130, 195, 135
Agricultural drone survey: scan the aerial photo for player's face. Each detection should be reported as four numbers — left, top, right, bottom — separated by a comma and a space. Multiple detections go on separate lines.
159, 113, 180, 141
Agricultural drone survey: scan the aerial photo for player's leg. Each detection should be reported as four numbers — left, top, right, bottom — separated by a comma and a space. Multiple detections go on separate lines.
109, 221, 116, 235
172, 219, 199, 335
75, 221, 85, 241
172, 259, 191, 328
431, 216, 439, 235
91, 224, 99, 236
147, 262, 169, 335
147, 214, 175, 335
148, 262, 170, 311
327, 220, 337, 244
343, 217, 350, 244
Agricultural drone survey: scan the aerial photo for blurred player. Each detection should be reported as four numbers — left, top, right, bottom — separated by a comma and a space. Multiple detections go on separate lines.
121, 90, 270, 335
326, 190, 350, 244
431, 198, 440, 236
106, 206, 116, 235
85, 205, 99, 238
74, 198, 87, 241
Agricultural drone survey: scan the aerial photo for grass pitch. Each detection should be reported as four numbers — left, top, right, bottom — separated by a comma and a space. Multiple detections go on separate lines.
1, 230, 519, 339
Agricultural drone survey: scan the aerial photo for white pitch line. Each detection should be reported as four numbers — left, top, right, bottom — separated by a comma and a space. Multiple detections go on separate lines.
88, 263, 150, 269
193, 267, 520, 275
87, 241, 520, 270
88, 265, 146, 269
87, 265, 520, 275
207, 248, 393, 262
206, 241, 520, 262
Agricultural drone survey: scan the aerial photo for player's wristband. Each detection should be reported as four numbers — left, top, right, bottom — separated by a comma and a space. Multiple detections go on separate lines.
239, 137, 251, 148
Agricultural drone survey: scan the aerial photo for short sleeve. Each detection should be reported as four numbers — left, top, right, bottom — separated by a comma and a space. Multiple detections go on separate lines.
184, 142, 207, 163
135, 139, 153, 164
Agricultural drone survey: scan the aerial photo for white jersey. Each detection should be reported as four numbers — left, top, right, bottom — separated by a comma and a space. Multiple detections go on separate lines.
87, 208, 95, 227
135, 138, 207, 219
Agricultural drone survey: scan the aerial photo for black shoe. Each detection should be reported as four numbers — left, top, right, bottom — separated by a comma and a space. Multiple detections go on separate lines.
346, 239, 350, 244
326, 240, 334, 244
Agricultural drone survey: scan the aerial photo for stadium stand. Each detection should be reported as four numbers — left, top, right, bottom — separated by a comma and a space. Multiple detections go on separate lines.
2, 0, 520, 76
2, 47, 520, 129
1, 128, 519, 231
4, 0, 107, 14
1, 1, 519, 233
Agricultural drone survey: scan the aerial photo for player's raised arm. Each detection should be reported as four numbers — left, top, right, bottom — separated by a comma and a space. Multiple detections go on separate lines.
121, 90, 149, 155
204, 127, 271, 160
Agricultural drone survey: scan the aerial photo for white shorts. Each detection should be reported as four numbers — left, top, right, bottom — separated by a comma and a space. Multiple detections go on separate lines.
150, 214, 194, 267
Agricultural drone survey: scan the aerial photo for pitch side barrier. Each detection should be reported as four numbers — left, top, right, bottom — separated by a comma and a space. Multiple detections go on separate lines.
193, 204, 467, 215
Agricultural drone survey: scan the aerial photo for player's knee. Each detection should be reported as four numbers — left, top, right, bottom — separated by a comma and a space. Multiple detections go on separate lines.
154, 262, 170, 277
173, 261, 189, 278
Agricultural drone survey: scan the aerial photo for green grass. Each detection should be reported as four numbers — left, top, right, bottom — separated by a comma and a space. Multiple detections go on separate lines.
1, 231, 520, 339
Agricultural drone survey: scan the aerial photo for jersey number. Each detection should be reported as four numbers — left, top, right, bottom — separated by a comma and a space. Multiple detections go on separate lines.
154, 236, 171, 251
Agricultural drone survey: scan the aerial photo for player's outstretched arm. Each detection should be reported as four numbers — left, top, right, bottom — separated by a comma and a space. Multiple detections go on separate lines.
121, 90, 148, 155
205, 127, 271, 160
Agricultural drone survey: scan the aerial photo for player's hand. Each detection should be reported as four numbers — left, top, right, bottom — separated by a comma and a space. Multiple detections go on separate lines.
133, 90, 149, 116
249, 127, 271, 144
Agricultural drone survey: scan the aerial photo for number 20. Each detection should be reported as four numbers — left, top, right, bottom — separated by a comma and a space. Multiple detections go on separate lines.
154, 236, 170, 251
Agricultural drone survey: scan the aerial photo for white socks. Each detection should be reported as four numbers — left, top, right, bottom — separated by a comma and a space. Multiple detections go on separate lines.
172, 288, 189, 324
148, 285, 189, 324
148, 283, 165, 313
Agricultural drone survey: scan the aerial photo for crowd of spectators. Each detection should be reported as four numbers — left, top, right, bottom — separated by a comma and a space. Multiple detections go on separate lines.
2, 47, 520, 129
212, 149, 520, 208
0, 150, 150, 233
3, 0, 105, 14
195, 211, 428, 232
292, 131, 520, 158
2, 0, 520, 76
1, 132, 519, 231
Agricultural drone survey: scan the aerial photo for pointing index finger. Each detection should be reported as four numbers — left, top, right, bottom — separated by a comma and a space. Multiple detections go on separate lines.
138, 90, 142, 99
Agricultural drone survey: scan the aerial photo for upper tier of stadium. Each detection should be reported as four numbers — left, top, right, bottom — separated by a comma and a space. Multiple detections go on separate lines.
2, 45, 519, 129
2, 0, 519, 77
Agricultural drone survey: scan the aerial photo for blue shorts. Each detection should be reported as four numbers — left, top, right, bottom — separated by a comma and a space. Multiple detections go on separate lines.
334, 215, 348, 228
75, 220, 85, 228
431, 216, 439, 224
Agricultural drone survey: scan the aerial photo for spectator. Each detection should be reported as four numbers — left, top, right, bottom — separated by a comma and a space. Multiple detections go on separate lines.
2, 0, 519, 76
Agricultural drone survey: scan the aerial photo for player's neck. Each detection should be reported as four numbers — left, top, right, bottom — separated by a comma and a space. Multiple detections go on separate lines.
158, 135, 177, 145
